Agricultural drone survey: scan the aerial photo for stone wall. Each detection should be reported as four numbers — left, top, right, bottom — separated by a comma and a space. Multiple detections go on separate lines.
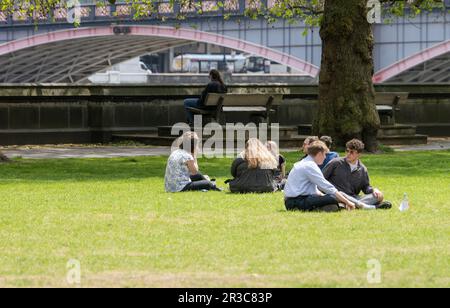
0, 84, 449, 145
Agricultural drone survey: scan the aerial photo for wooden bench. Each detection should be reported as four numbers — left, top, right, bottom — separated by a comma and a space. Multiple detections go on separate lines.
375, 92, 408, 125
187, 93, 284, 125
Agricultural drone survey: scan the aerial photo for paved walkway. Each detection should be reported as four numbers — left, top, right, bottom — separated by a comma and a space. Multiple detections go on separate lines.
0, 146, 171, 159
1, 138, 449, 159
389, 138, 450, 152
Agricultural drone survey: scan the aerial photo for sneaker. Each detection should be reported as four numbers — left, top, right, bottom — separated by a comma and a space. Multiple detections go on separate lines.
377, 201, 392, 210
338, 203, 347, 209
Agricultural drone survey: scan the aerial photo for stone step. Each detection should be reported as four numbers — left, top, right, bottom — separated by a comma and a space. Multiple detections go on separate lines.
115, 130, 428, 147
112, 133, 308, 148
298, 124, 428, 145
378, 134, 428, 145
377, 125, 417, 137
157, 125, 299, 138
113, 134, 176, 147
299, 124, 419, 137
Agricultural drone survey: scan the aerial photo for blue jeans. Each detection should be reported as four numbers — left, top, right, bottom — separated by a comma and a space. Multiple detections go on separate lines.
285, 194, 338, 212
184, 98, 201, 124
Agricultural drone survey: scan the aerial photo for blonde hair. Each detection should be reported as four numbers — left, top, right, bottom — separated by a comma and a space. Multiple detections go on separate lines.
266, 141, 280, 159
245, 138, 278, 169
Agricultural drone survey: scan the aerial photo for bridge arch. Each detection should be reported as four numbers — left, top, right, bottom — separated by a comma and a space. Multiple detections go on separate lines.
0, 25, 319, 84
373, 39, 450, 83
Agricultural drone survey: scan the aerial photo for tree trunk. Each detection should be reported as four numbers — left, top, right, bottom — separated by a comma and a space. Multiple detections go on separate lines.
314, 0, 380, 152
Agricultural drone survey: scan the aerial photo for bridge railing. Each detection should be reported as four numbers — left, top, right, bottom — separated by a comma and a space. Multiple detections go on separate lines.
0, 1, 274, 26
0, 0, 450, 27
1, 1, 448, 26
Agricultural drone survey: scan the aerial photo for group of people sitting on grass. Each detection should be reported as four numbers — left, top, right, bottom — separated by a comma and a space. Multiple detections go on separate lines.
170, 69, 392, 211
164, 131, 392, 212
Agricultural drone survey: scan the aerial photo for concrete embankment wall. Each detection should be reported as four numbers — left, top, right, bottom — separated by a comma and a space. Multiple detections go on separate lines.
0, 84, 449, 145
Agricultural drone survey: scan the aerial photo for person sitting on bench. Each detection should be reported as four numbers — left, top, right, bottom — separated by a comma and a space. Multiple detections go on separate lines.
165, 132, 220, 193
322, 139, 392, 210
284, 141, 356, 212
184, 69, 228, 125
229, 138, 278, 193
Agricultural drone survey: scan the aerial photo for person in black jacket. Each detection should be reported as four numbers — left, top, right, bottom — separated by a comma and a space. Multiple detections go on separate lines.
184, 69, 228, 125
322, 139, 392, 210
229, 138, 278, 193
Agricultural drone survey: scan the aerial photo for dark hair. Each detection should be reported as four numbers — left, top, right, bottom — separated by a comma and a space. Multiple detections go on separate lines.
179, 132, 200, 155
305, 136, 319, 145
320, 136, 333, 148
209, 69, 225, 87
307, 141, 329, 157
346, 139, 365, 153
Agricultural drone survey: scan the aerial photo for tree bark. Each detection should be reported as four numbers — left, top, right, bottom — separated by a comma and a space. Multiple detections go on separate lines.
314, 0, 380, 152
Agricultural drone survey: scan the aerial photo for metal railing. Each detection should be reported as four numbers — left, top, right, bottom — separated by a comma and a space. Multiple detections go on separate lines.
0, 1, 269, 26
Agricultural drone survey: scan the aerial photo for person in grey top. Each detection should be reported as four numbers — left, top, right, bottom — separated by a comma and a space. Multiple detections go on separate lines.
322, 139, 391, 210
284, 141, 356, 212
165, 132, 219, 193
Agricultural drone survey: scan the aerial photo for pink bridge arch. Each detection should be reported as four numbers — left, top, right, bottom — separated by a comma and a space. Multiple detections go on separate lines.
373, 39, 450, 83
0, 25, 320, 77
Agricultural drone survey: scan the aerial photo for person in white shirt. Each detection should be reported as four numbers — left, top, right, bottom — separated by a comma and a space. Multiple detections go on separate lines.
284, 141, 356, 212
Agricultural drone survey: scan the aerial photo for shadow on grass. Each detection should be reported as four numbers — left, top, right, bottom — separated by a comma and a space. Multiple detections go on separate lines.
0, 150, 448, 182
0, 156, 235, 182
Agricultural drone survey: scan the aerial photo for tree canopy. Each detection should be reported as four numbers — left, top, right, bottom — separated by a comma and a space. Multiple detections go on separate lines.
0, 0, 446, 27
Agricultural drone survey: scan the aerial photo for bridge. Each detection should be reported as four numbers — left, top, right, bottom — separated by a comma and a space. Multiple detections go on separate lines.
0, 0, 449, 84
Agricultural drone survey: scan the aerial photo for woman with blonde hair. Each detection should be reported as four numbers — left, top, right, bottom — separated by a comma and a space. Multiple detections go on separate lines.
266, 141, 287, 179
165, 131, 219, 193
229, 138, 278, 193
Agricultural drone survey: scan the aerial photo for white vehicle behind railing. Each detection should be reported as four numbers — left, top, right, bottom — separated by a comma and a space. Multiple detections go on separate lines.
172, 54, 248, 73
88, 58, 152, 84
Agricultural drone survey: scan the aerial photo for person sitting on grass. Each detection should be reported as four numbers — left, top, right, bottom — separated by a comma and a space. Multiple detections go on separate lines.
165, 132, 220, 193
318, 136, 339, 170
229, 138, 278, 193
284, 141, 356, 212
322, 139, 392, 210
300, 136, 319, 160
183, 69, 228, 126
266, 141, 287, 189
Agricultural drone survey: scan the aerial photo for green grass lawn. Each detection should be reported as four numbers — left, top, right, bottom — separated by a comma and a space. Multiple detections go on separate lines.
0, 150, 449, 287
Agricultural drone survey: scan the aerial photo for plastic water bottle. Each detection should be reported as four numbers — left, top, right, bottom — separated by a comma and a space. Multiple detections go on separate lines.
399, 193, 410, 212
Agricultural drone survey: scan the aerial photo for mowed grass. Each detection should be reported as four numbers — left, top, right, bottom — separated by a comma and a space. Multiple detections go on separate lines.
0, 150, 449, 288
